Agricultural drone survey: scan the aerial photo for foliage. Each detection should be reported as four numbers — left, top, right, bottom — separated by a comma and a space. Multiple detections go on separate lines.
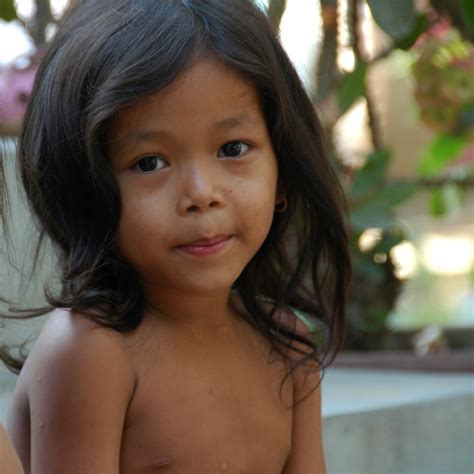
461, 0, 474, 37
419, 134, 468, 177
366, 0, 417, 41
0, 0, 16, 22
266, 0, 473, 350
337, 61, 367, 113
413, 26, 473, 230
413, 29, 474, 135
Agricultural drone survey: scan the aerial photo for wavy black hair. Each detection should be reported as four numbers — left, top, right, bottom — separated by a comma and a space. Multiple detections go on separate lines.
7, 0, 350, 376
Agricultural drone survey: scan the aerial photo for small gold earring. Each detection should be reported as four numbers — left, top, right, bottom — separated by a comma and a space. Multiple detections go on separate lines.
275, 197, 288, 213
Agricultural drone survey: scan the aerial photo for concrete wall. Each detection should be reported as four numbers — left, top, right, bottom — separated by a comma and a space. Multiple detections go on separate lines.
322, 369, 474, 474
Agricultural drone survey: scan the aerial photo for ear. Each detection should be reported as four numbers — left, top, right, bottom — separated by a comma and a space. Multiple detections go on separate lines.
275, 181, 286, 205
275, 195, 285, 207
274, 182, 288, 213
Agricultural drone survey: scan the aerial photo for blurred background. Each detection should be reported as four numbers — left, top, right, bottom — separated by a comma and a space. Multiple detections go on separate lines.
3, 0, 472, 359
0, 0, 473, 472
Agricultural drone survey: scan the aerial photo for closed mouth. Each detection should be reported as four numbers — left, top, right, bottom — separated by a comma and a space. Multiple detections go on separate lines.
175, 234, 233, 256
177, 235, 231, 248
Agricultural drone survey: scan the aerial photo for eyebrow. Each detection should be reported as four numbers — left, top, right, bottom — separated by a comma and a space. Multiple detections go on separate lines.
127, 113, 262, 144
212, 112, 262, 130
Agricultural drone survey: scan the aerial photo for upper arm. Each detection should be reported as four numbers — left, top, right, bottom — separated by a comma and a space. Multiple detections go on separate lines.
23, 313, 135, 473
283, 370, 325, 474
281, 313, 326, 474
0, 424, 23, 474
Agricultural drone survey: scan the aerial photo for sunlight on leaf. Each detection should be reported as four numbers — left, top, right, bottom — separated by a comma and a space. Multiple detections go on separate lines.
419, 134, 468, 177
429, 185, 464, 217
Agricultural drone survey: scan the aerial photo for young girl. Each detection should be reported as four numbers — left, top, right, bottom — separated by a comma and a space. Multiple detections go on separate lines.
6, 0, 350, 472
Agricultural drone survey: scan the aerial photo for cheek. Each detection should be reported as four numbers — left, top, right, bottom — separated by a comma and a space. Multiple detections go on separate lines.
237, 170, 278, 240
116, 192, 167, 260
116, 210, 142, 262
252, 197, 277, 237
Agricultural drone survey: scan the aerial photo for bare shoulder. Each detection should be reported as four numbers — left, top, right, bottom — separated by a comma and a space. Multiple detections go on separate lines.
9, 309, 136, 473
22, 308, 136, 393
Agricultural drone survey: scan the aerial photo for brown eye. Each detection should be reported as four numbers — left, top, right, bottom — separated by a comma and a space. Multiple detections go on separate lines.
134, 156, 168, 173
218, 141, 249, 158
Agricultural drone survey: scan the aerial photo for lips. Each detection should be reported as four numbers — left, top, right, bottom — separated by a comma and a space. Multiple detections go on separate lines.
176, 234, 233, 256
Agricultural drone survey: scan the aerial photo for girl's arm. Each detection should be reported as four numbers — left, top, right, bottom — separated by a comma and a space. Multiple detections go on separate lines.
0, 423, 23, 474
282, 368, 326, 474
14, 313, 135, 473
281, 315, 327, 474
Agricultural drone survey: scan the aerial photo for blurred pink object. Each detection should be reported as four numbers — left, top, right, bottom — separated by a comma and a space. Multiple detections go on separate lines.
0, 61, 37, 134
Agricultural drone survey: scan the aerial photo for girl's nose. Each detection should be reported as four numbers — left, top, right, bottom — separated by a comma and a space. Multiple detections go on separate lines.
176, 162, 224, 214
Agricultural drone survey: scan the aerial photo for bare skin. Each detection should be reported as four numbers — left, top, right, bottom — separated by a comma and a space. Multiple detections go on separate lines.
7, 56, 326, 473
8, 304, 324, 473
0, 423, 23, 473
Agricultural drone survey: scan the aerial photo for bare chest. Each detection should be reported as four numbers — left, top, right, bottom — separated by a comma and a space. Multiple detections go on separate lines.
119, 340, 293, 473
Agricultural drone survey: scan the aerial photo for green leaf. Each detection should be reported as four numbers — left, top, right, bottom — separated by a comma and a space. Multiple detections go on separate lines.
429, 189, 445, 217
350, 149, 391, 199
350, 199, 394, 231
419, 134, 468, 177
460, 0, 474, 37
0, 0, 16, 21
377, 182, 417, 206
353, 254, 385, 283
459, 105, 474, 131
367, 0, 417, 41
350, 182, 416, 230
337, 62, 367, 113
395, 14, 429, 51
429, 185, 464, 217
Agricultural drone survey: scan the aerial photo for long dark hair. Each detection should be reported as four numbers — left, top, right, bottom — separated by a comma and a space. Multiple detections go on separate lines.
7, 0, 350, 377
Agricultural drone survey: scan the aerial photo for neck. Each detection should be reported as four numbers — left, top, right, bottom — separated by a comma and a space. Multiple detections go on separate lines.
143, 286, 243, 336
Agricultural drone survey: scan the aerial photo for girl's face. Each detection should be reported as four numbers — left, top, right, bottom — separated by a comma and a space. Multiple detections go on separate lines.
109, 56, 278, 297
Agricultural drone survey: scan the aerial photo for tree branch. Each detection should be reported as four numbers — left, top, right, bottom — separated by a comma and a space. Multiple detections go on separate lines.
28, 0, 54, 47
350, 0, 384, 150
392, 176, 474, 189
314, 0, 339, 103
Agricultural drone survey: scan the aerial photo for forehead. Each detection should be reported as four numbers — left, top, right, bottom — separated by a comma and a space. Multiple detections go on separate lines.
110, 56, 265, 141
